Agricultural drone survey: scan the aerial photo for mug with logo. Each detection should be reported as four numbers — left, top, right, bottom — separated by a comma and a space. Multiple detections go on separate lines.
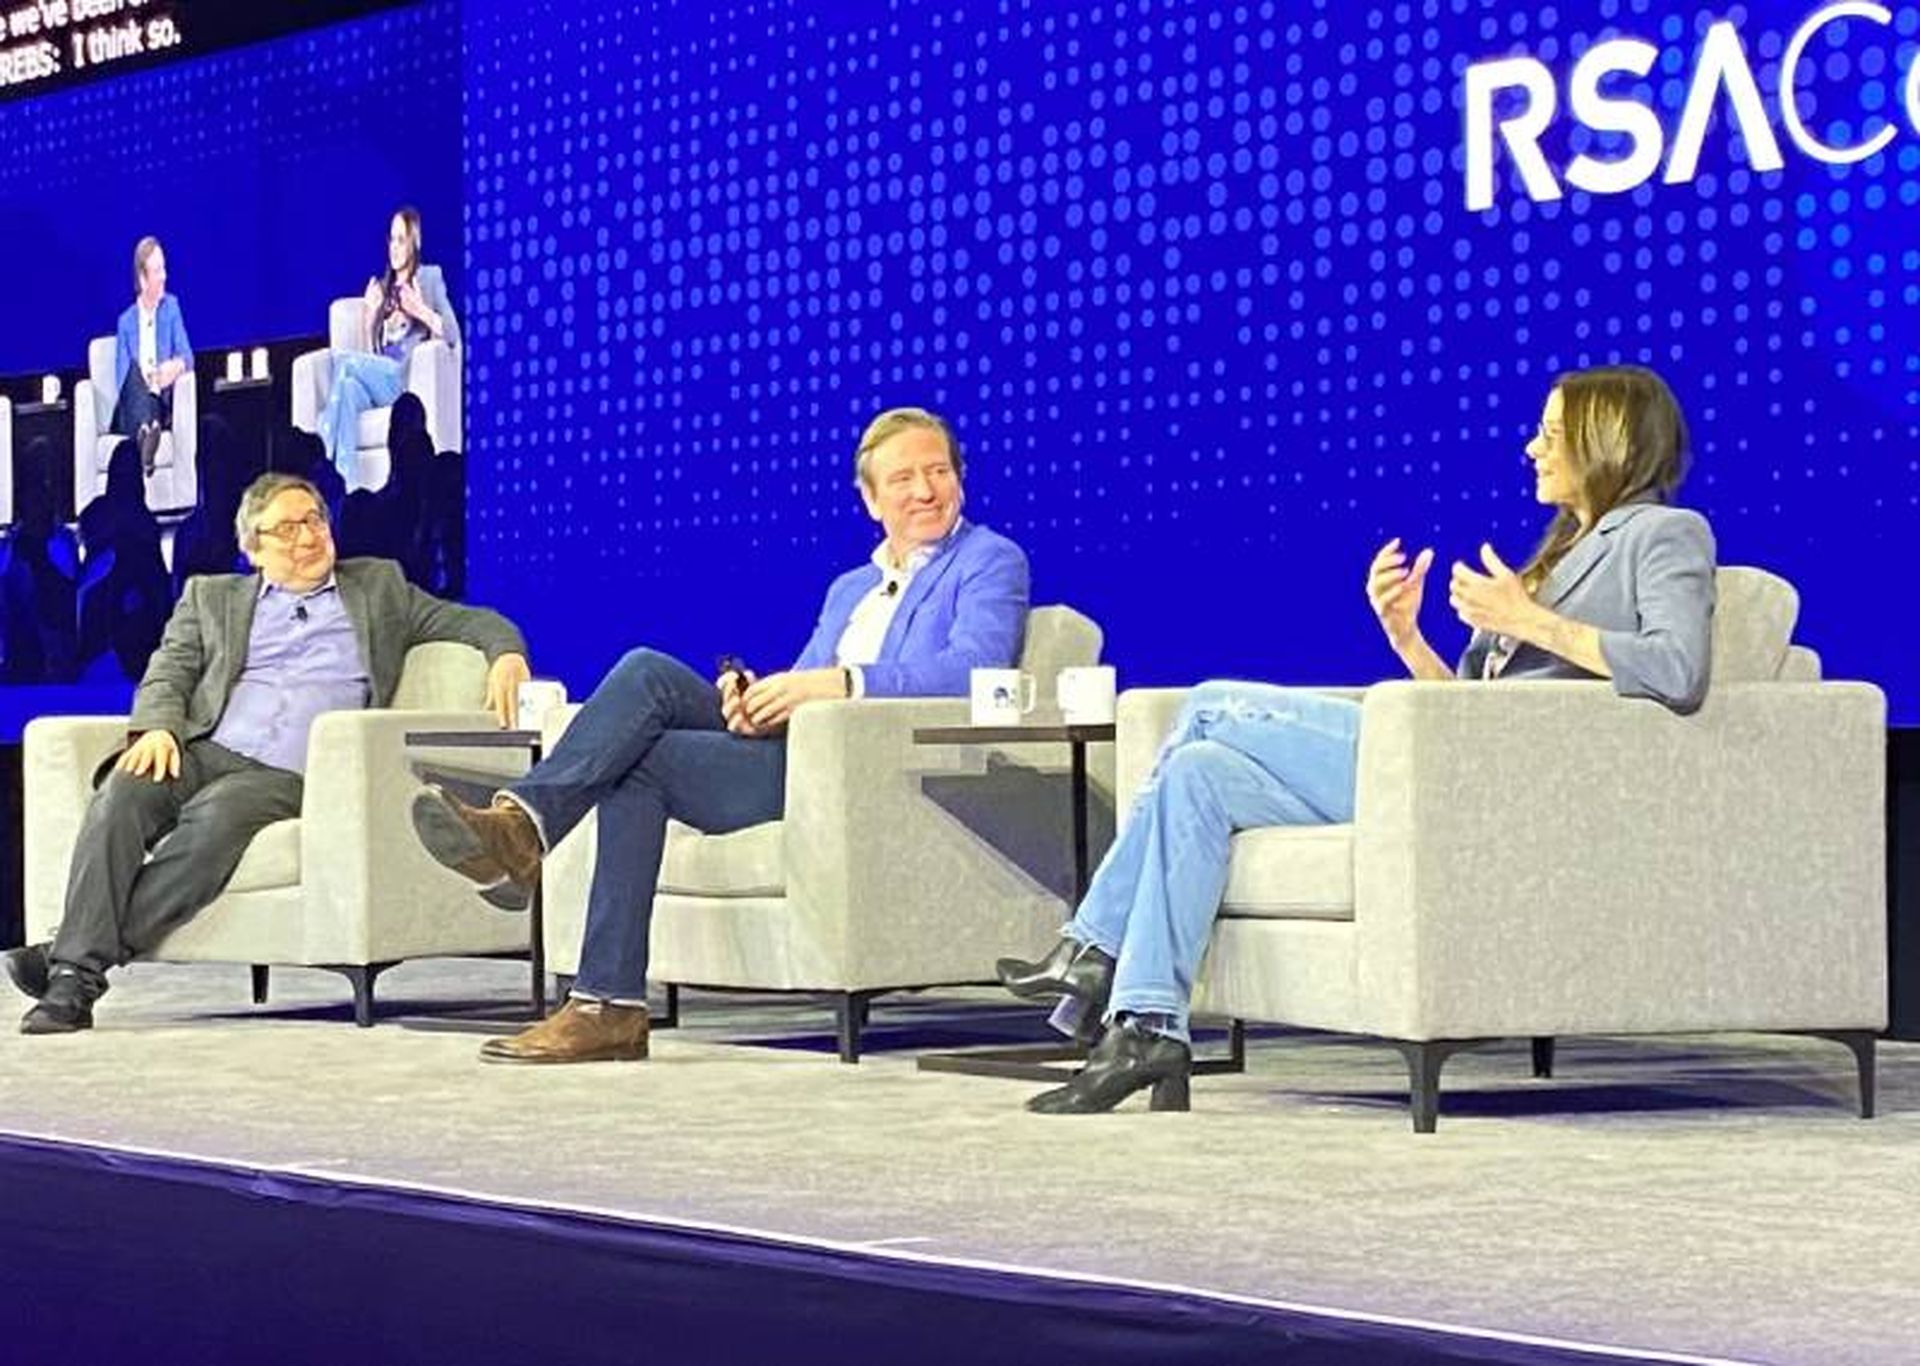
1056, 665, 1117, 725
970, 668, 1037, 726
516, 679, 570, 734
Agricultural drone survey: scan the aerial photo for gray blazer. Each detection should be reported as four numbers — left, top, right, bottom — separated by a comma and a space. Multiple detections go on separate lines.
131, 558, 525, 741
1456, 501, 1716, 713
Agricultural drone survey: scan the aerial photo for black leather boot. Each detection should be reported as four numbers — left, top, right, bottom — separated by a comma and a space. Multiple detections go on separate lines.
1027, 1016, 1192, 1114
2, 942, 52, 1000
995, 937, 1115, 1009
20, 968, 101, 1035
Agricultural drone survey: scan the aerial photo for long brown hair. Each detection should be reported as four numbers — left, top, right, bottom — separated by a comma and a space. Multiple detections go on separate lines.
386, 206, 423, 286
1520, 365, 1690, 594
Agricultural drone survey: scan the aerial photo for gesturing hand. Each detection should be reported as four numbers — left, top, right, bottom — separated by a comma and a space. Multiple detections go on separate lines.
1449, 544, 1542, 638
1365, 537, 1434, 649
485, 652, 533, 728
117, 730, 181, 783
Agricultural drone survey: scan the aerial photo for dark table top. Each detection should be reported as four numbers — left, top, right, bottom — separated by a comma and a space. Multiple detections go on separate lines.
913, 723, 1116, 745
404, 729, 543, 749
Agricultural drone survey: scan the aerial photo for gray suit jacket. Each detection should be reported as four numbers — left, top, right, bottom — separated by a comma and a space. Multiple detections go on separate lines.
131, 558, 525, 741
1456, 501, 1716, 713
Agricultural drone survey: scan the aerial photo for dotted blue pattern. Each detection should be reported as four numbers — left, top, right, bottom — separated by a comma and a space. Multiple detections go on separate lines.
0, 1, 460, 374
461, 0, 1917, 712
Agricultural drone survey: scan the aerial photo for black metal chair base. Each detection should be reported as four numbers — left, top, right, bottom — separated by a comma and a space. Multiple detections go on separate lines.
1387, 1029, 1879, 1133
915, 1019, 1248, 1082
316, 962, 399, 1028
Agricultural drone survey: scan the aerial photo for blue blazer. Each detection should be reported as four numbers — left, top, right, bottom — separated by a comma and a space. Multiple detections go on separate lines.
114, 294, 194, 396
793, 521, 1030, 697
1457, 500, 1717, 713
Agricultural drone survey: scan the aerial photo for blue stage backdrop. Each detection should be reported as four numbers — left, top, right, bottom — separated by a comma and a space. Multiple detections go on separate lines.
0, 0, 460, 375
462, 0, 1918, 719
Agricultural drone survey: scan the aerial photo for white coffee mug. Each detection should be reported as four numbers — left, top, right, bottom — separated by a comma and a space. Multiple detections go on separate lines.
970, 668, 1037, 726
516, 679, 569, 733
1057, 665, 1117, 725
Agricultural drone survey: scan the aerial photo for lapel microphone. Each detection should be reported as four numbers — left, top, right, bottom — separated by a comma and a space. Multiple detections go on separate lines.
294, 603, 309, 623
884, 579, 900, 598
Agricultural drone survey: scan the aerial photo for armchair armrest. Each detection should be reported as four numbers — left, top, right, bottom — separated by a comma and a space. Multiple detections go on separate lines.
778, 697, 1072, 988
1349, 679, 1888, 1038
405, 338, 462, 453
22, 716, 130, 941
298, 709, 529, 960
289, 347, 332, 433
72, 380, 102, 514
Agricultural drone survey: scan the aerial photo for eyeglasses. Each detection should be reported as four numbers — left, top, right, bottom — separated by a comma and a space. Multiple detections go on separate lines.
257, 511, 329, 543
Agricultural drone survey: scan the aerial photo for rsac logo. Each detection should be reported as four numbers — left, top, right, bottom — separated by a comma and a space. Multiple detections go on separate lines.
1463, 1, 1920, 210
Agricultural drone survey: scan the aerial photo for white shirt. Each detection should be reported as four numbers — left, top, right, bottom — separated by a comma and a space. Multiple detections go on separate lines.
832, 521, 961, 697
137, 301, 158, 382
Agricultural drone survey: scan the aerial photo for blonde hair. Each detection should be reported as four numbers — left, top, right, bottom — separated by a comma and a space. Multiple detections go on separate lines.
1520, 366, 1690, 594
132, 236, 163, 291
854, 407, 963, 487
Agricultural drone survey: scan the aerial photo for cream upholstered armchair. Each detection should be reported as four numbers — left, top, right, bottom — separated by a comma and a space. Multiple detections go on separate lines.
290, 297, 462, 492
1113, 567, 1885, 1131
73, 337, 199, 514
24, 643, 528, 1024
540, 606, 1107, 1060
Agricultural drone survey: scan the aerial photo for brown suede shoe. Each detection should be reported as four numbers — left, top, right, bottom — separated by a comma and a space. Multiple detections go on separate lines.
411, 786, 543, 908
479, 999, 649, 1064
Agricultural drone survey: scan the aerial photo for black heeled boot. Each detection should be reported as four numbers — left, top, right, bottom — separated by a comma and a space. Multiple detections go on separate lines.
1026, 1017, 1192, 1114
995, 937, 1115, 1009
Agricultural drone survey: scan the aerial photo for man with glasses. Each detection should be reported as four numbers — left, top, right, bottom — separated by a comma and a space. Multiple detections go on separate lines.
4, 472, 530, 1034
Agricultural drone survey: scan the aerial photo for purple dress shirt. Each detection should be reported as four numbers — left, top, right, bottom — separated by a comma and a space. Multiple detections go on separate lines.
210, 578, 370, 774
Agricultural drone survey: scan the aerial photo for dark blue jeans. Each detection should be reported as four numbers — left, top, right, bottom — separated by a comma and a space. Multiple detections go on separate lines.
505, 648, 787, 1000
109, 365, 170, 437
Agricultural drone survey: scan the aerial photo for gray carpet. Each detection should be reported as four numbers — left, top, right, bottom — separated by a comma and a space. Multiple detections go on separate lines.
2, 958, 1916, 1364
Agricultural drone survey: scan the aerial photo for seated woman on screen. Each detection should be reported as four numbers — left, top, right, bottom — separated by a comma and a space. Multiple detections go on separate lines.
996, 365, 1717, 1114
318, 206, 460, 487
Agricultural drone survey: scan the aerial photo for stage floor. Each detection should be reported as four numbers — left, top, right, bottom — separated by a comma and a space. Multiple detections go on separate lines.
2, 959, 1915, 1364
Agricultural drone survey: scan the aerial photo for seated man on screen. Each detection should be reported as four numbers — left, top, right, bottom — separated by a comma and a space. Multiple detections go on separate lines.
408, 406, 1030, 1065
113, 236, 193, 477
2, 473, 531, 1035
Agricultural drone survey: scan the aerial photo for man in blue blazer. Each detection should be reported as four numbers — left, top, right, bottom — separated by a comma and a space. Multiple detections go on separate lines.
112, 236, 194, 475
410, 407, 1031, 1063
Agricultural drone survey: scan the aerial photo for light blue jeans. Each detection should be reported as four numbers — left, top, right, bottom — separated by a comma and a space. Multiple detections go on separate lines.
319, 351, 405, 487
1061, 682, 1362, 1042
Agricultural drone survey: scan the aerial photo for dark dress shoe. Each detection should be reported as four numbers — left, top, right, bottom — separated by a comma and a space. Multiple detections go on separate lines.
20, 971, 98, 1035
411, 786, 543, 909
3, 943, 52, 1000
136, 421, 162, 477
1027, 1017, 1192, 1114
996, 937, 1115, 1010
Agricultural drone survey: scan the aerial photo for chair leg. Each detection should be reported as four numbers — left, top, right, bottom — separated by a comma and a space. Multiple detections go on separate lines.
554, 973, 575, 1003
1227, 1018, 1247, 1073
836, 991, 878, 1065
1388, 1039, 1491, 1134
1530, 1035, 1556, 1079
320, 962, 396, 1028
1800, 1030, 1877, 1118
656, 982, 679, 1030
250, 965, 270, 1005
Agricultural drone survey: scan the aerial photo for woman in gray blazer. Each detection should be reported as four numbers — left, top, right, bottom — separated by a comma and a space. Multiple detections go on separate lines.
318, 206, 460, 487
998, 365, 1716, 1114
